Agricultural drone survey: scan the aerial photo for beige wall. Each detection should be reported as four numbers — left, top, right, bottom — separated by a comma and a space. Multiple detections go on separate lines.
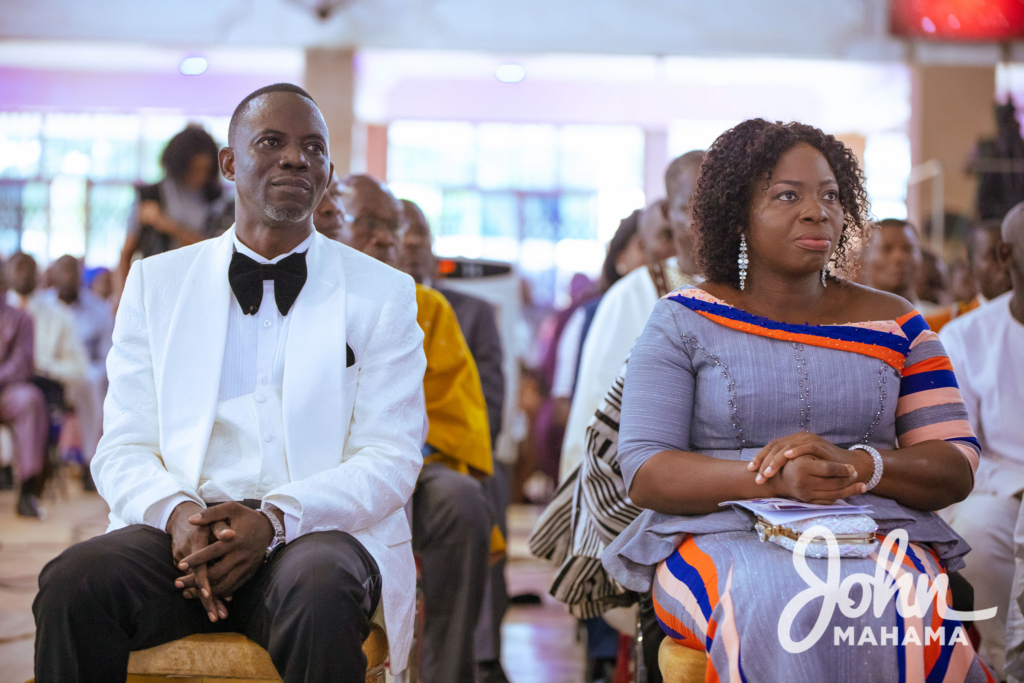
365, 124, 389, 181
909, 64, 995, 240
304, 48, 355, 177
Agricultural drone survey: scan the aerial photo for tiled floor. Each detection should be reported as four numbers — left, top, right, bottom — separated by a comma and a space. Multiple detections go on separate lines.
0, 482, 585, 683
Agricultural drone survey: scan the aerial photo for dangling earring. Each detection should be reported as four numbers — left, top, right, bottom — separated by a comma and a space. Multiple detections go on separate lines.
821, 265, 828, 288
738, 234, 748, 291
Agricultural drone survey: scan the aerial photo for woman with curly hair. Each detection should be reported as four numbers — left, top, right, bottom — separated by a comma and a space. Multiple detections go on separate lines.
603, 120, 991, 681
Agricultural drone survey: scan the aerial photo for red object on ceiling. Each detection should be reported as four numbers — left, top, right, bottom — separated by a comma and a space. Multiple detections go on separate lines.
890, 0, 1024, 40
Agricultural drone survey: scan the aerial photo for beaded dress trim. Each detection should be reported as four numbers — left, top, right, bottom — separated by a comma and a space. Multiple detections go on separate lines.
664, 286, 917, 373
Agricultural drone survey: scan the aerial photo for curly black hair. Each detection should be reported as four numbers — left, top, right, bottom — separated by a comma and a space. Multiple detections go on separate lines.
691, 119, 870, 285
160, 125, 222, 201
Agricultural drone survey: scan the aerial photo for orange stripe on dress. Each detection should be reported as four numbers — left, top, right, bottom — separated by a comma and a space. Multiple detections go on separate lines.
696, 310, 907, 372
656, 560, 710, 634
678, 536, 721, 611
897, 311, 919, 326
653, 596, 706, 651
903, 356, 955, 377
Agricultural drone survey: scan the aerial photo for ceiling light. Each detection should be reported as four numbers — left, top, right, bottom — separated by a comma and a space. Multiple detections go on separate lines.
179, 56, 209, 76
495, 63, 526, 84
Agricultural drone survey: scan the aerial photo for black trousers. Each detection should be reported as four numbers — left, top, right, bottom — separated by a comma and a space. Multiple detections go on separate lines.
33, 525, 381, 683
412, 463, 491, 683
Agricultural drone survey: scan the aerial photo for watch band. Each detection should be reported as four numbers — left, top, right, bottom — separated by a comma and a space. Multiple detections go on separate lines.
259, 505, 286, 560
848, 444, 883, 491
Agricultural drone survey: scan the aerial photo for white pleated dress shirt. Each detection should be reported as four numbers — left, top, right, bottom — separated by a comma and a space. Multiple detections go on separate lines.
148, 232, 313, 540
941, 291, 1024, 498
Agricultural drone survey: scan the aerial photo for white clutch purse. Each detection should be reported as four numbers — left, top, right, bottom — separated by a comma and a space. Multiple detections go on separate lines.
754, 513, 879, 558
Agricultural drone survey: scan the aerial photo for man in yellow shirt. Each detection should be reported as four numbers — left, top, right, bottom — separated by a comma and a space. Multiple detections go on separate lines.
314, 173, 492, 683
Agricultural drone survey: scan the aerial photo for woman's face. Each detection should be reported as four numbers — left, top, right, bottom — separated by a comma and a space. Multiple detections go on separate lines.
746, 142, 844, 281
183, 153, 215, 190
615, 234, 646, 277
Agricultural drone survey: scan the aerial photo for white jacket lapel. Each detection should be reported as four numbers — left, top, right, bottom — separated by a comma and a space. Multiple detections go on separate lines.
283, 231, 346, 480
158, 229, 234, 486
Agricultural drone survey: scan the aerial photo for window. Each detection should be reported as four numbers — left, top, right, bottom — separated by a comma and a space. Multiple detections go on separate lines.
0, 111, 230, 266
388, 121, 645, 306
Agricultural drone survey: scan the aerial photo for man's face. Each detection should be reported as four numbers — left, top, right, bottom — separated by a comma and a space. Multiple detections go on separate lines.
665, 162, 700, 263
337, 179, 402, 266
637, 201, 676, 264
313, 177, 346, 242
91, 270, 112, 300
970, 228, 1012, 301
8, 255, 37, 297
222, 92, 333, 226
51, 256, 80, 302
397, 202, 435, 285
865, 224, 921, 294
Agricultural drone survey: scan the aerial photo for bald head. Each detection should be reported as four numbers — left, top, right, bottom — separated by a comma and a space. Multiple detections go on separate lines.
1003, 202, 1024, 250
401, 200, 429, 235
664, 150, 705, 273
398, 199, 436, 284
1002, 202, 1024, 313
228, 83, 319, 148
333, 174, 402, 265
665, 150, 704, 191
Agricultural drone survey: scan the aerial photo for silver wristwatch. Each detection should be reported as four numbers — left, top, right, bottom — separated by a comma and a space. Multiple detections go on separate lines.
260, 505, 286, 560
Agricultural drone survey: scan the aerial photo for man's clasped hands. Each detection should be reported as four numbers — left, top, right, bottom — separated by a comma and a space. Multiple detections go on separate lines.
165, 501, 281, 622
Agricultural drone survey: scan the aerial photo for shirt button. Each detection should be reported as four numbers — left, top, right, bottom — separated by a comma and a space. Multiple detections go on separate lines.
261, 376, 269, 385
263, 320, 272, 328
254, 393, 266, 403
264, 433, 274, 443
262, 475, 272, 486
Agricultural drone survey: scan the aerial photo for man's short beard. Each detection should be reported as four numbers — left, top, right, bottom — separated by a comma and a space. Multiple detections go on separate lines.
264, 204, 311, 222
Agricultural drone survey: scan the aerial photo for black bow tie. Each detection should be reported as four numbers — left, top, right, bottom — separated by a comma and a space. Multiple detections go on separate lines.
228, 250, 308, 316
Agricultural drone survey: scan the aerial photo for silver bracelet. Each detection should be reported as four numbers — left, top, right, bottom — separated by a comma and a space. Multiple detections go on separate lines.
849, 444, 883, 491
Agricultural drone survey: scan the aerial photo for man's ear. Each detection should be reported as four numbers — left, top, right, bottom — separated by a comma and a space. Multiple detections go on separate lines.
997, 241, 1017, 272
219, 147, 235, 182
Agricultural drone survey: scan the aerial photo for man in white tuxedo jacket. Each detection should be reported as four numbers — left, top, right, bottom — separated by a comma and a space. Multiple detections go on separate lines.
33, 84, 426, 683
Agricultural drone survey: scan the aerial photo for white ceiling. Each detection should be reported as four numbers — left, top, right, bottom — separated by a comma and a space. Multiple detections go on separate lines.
0, 0, 1016, 62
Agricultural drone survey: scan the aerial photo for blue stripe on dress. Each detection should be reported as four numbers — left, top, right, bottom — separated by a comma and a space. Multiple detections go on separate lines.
949, 436, 981, 451
898, 370, 960, 396
665, 549, 715, 624
900, 312, 931, 341
667, 294, 912, 356
654, 615, 685, 642
926, 619, 959, 683
905, 544, 928, 575
896, 608, 907, 683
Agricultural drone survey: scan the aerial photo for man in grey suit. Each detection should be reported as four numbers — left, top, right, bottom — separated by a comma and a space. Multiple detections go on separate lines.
398, 199, 510, 683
